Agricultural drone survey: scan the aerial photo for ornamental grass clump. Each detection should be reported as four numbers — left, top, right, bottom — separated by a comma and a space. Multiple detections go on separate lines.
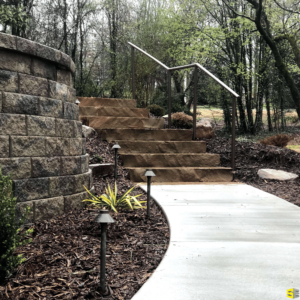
171, 112, 193, 129
260, 134, 293, 148
83, 182, 145, 213
0, 168, 32, 283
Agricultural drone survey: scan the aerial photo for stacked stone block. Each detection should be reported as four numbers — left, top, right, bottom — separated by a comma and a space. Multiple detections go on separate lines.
0, 33, 91, 222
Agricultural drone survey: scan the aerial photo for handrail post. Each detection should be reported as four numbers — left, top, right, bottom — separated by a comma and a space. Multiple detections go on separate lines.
231, 96, 237, 170
193, 67, 197, 140
131, 46, 135, 99
167, 70, 171, 128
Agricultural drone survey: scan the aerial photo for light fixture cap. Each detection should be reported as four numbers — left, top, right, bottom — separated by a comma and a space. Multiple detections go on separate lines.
94, 210, 115, 223
75, 99, 80, 104
144, 169, 156, 177
112, 142, 121, 149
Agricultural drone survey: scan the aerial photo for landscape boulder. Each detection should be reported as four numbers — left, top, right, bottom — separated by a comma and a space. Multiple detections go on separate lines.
196, 118, 215, 139
257, 169, 298, 181
82, 125, 96, 138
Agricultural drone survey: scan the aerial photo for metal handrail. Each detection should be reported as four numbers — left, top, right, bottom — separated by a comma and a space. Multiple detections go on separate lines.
129, 42, 239, 169
128, 42, 239, 98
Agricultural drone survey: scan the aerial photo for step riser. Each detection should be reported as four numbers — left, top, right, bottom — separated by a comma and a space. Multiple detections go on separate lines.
129, 169, 233, 182
82, 117, 164, 129
121, 154, 220, 167
98, 129, 193, 141
118, 141, 206, 153
78, 97, 136, 108
79, 107, 149, 118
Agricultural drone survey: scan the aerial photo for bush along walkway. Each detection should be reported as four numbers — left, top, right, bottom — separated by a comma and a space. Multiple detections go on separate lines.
134, 183, 300, 300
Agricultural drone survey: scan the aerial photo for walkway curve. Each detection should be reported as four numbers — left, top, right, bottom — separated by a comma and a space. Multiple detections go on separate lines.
132, 183, 300, 300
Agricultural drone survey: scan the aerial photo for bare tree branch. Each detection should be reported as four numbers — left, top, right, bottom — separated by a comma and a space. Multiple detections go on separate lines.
221, 0, 255, 22
274, 0, 300, 15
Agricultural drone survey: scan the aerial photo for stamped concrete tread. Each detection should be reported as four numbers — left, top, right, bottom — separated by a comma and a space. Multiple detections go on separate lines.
86, 116, 164, 129
128, 167, 233, 182
132, 184, 300, 300
118, 141, 206, 153
121, 153, 220, 167
98, 129, 193, 141
77, 97, 136, 108
79, 106, 150, 118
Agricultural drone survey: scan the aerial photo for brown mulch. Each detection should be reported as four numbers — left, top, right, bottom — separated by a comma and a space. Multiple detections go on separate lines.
0, 135, 169, 300
205, 136, 300, 207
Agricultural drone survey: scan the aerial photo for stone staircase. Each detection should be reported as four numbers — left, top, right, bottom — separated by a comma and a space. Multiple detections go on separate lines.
78, 97, 233, 183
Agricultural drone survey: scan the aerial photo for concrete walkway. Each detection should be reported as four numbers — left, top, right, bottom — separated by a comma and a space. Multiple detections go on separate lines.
133, 183, 300, 300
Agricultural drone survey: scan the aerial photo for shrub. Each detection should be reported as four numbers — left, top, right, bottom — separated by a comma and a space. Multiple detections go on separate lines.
171, 112, 193, 129
83, 182, 145, 213
147, 104, 165, 117
0, 168, 32, 283
259, 134, 294, 147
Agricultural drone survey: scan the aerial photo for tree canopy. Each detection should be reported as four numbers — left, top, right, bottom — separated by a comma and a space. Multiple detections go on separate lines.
1, 0, 300, 133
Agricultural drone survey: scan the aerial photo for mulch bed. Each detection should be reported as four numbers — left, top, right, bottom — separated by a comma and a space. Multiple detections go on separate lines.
2, 132, 300, 299
205, 136, 300, 206
0, 135, 170, 300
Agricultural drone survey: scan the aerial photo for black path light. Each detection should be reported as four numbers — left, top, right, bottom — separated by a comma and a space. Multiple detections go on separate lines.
112, 142, 121, 180
94, 210, 115, 294
144, 169, 156, 218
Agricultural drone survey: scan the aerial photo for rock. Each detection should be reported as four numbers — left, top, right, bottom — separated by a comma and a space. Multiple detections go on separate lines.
257, 169, 298, 181
196, 118, 215, 139
82, 125, 96, 138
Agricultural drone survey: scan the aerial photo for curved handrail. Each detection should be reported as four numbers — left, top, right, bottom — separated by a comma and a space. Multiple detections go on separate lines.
128, 42, 239, 98
128, 42, 238, 169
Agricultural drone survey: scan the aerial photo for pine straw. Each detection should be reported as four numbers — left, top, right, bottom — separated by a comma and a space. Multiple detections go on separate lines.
259, 134, 294, 147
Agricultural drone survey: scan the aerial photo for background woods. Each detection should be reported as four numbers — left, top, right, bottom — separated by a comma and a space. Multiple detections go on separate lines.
1, 0, 300, 134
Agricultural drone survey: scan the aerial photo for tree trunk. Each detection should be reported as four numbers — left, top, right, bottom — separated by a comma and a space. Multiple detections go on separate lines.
246, 0, 300, 117
109, 0, 118, 98
63, 0, 68, 54
265, 80, 272, 131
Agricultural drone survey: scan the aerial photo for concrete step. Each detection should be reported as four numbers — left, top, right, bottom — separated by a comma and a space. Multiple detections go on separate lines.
84, 117, 164, 129
79, 106, 150, 118
127, 167, 233, 182
78, 97, 136, 108
98, 129, 193, 141
121, 153, 220, 167
118, 141, 206, 154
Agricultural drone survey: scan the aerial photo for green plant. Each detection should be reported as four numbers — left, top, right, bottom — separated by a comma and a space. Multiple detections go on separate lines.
83, 182, 145, 213
94, 155, 103, 162
171, 112, 193, 129
0, 168, 32, 283
89, 154, 103, 163
147, 104, 165, 117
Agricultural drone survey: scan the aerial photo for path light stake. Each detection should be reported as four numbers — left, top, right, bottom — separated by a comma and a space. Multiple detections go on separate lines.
112, 142, 121, 179
144, 169, 156, 218
94, 210, 115, 294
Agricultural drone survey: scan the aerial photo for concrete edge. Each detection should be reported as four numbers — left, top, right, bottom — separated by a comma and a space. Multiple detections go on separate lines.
132, 184, 172, 299
135, 182, 242, 186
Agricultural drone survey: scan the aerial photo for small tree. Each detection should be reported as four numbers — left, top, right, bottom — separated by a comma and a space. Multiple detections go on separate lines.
0, 168, 32, 283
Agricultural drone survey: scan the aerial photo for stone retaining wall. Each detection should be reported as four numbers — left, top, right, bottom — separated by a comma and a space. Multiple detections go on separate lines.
0, 33, 91, 222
